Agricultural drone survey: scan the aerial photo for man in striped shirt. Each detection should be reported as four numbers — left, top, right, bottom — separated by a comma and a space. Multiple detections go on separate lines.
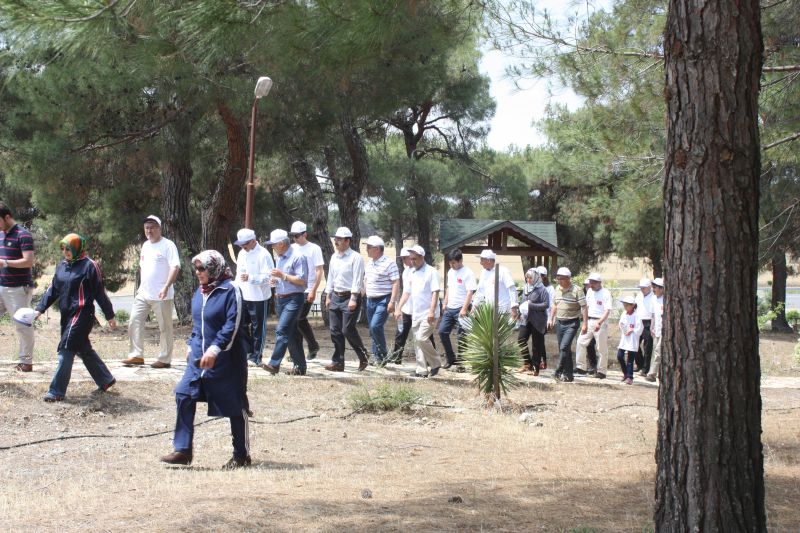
0, 202, 36, 372
546, 267, 588, 382
363, 236, 399, 365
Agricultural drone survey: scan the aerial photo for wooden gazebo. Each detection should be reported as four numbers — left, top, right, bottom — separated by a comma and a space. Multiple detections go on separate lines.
439, 219, 567, 273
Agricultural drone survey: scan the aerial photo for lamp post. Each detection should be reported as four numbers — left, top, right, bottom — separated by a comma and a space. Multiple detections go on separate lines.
244, 76, 273, 229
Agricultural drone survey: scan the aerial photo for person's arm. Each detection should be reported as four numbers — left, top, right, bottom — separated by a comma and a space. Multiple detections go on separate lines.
3, 249, 34, 269
388, 277, 400, 314
35, 272, 59, 315
529, 287, 549, 310
395, 289, 410, 319
283, 255, 308, 288
158, 266, 180, 300
348, 254, 364, 311
309, 264, 324, 302
201, 286, 242, 368
428, 290, 439, 324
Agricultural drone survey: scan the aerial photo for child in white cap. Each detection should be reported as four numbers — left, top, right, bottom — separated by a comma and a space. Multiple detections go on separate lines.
616, 295, 643, 385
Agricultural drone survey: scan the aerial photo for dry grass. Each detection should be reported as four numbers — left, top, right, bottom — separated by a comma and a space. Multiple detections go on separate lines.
1, 319, 799, 532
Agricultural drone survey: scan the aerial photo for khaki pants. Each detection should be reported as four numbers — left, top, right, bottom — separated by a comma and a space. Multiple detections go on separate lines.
647, 336, 662, 379
128, 295, 175, 363
0, 286, 34, 364
411, 318, 441, 375
575, 318, 608, 373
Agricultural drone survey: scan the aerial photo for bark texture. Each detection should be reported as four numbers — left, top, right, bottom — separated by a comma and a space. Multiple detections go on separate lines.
334, 109, 368, 249
656, 0, 765, 530
770, 252, 792, 332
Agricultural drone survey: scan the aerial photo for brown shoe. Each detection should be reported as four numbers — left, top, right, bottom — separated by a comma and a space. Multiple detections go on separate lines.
14, 363, 33, 372
150, 361, 171, 369
324, 363, 344, 372
161, 451, 192, 465
531, 368, 540, 377
122, 357, 145, 366
261, 364, 279, 375
358, 360, 369, 371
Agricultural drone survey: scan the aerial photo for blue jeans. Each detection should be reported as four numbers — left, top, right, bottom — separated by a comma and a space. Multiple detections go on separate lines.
437, 307, 465, 364
173, 393, 249, 458
617, 349, 636, 379
366, 294, 391, 362
48, 349, 115, 398
268, 293, 305, 372
555, 318, 580, 379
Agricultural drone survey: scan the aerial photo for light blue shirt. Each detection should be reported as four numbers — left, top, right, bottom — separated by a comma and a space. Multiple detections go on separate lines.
275, 246, 308, 295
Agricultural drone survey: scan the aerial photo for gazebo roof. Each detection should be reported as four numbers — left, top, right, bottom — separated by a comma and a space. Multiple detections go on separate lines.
439, 219, 565, 257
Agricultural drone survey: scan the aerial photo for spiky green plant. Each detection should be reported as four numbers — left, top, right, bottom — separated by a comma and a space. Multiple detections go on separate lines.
462, 302, 523, 397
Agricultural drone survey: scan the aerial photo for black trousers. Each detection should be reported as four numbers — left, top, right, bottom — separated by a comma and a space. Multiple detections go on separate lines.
328, 293, 368, 365
517, 323, 546, 368
296, 298, 320, 353
636, 319, 653, 372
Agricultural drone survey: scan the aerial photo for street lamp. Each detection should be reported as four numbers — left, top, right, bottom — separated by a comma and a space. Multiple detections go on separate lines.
244, 76, 273, 229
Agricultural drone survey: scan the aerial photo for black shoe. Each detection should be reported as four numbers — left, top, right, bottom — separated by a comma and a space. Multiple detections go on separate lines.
307, 349, 318, 361
429, 366, 440, 377
410, 372, 428, 378
587, 368, 597, 376
594, 372, 607, 379
222, 455, 252, 470
574, 368, 587, 375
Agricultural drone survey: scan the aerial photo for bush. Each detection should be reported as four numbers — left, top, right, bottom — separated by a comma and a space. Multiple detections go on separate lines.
114, 309, 130, 325
348, 384, 426, 413
462, 302, 522, 398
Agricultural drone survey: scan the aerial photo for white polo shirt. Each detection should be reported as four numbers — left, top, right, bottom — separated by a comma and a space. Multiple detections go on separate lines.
474, 265, 517, 313
365, 254, 399, 297
235, 243, 274, 302
446, 266, 477, 310
586, 287, 612, 320
653, 295, 664, 337
291, 241, 324, 294
138, 237, 181, 300
400, 267, 414, 315
407, 263, 441, 322
636, 291, 656, 320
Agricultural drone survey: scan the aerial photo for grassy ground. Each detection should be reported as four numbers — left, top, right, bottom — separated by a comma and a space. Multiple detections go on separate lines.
1, 317, 799, 532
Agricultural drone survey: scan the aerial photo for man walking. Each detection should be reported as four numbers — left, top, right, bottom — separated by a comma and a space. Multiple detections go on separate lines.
234, 228, 274, 367
546, 267, 588, 382
472, 249, 519, 317
438, 249, 476, 369
363, 236, 399, 365
635, 277, 656, 375
0, 202, 35, 372
261, 229, 308, 376
575, 273, 611, 379
646, 278, 665, 382
123, 215, 180, 368
324, 227, 369, 372
289, 221, 324, 360
395, 246, 441, 378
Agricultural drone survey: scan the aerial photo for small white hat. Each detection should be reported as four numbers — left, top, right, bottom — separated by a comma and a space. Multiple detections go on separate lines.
587, 272, 602, 282
619, 295, 637, 305
556, 267, 572, 277
265, 229, 289, 245
334, 227, 353, 238
536, 266, 548, 276
234, 228, 257, 246
409, 245, 425, 257
652, 277, 664, 287
399, 248, 411, 257
289, 221, 307, 235
142, 215, 162, 226
365, 235, 385, 247
477, 249, 496, 260
12, 307, 37, 327
638, 277, 652, 288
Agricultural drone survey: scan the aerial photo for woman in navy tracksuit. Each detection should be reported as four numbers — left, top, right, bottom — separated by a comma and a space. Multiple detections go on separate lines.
35, 233, 117, 402
161, 250, 250, 469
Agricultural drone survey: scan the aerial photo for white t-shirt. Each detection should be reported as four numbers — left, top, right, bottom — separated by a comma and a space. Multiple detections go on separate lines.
446, 266, 477, 310
653, 295, 664, 337
545, 285, 555, 316
636, 290, 656, 320
407, 263, 441, 322
291, 241, 325, 293
235, 244, 274, 302
586, 287, 612, 319
138, 238, 181, 300
400, 267, 413, 315
618, 311, 644, 352
474, 265, 518, 313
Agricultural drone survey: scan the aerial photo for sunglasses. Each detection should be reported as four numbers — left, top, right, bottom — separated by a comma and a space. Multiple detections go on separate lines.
194, 265, 207, 273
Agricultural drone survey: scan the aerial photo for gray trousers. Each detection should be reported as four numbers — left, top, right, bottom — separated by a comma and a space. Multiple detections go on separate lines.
0, 286, 34, 364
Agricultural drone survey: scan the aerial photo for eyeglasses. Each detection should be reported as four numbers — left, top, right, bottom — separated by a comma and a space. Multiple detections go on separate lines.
194, 265, 207, 273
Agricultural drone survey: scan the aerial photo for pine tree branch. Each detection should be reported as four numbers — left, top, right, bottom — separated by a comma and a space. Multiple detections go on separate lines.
72, 113, 180, 152
50, 0, 129, 23
762, 131, 800, 151
762, 65, 800, 73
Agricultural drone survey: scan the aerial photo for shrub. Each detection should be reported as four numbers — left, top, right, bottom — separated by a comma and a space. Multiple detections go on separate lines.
114, 309, 130, 325
348, 384, 426, 413
462, 302, 522, 398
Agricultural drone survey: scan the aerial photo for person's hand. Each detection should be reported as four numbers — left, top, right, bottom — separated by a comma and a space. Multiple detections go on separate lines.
547, 319, 555, 330
270, 268, 283, 279
348, 299, 357, 312
388, 301, 395, 314
107, 318, 117, 330
594, 323, 601, 332
581, 325, 588, 335
240, 273, 249, 282
394, 309, 402, 320
326, 295, 332, 309
34, 311, 42, 320
624, 330, 632, 337
511, 307, 519, 321
307, 290, 316, 304
427, 311, 435, 325
158, 287, 168, 300
199, 349, 217, 369
459, 308, 468, 318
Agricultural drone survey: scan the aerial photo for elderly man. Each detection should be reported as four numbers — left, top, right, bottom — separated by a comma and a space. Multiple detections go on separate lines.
395, 245, 441, 378
575, 273, 611, 379
472, 249, 519, 318
260, 229, 308, 376
0, 202, 36, 372
547, 267, 588, 382
363, 235, 399, 365
234, 228, 274, 367
646, 278, 665, 382
289, 221, 325, 360
123, 215, 181, 369
438, 248, 476, 369
324, 227, 369, 372
635, 277, 656, 375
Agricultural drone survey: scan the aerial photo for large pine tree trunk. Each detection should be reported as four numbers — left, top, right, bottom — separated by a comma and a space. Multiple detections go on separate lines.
656, 0, 765, 530
160, 113, 199, 323
289, 146, 335, 265
770, 251, 792, 333
201, 102, 247, 255
336, 109, 368, 248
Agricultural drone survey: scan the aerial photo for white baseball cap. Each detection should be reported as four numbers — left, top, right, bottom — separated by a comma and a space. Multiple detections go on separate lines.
653, 277, 664, 287
289, 221, 307, 235
142, 215, 162, 226
399, 248, 411, 257
234, 228, 257, 246
334, 227, 353, 238
639, 277, 652, 288
409, 245, 425, 257
556, 267, 572, 277
619, 295, 637, 305
587, 272, 602, 282
536, 266, 548, 276
365, 235, 385, 247
265, 229, 289, 245
477, 249, 496, 260
12, 307, 37, 327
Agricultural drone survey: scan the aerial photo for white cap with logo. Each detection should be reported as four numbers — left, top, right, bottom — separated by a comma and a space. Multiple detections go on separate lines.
399, 248, 411, 257
619, 295, 637, 305
365, 235, 385, 247
409, 245, 425, 257
265, 229, 289, 245
289, 221, 307, 235
556, 267, 572, 277
477, 249, 496, 260
639, 277, 652, 288
234, 228, 257, 246
587, 272, 602, 282
536, 266, 548, 276
652, 277, 664, 287
334, 227, 353, 238
12, 307, 38, 327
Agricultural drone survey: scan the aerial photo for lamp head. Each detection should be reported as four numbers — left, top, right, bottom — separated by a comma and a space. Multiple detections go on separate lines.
254, 76, 273, 98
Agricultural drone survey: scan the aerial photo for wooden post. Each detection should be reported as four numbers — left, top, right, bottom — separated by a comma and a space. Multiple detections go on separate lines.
492, 260, 501, 400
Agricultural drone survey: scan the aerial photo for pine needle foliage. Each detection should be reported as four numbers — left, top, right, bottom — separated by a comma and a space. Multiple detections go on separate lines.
348, 383, 426, 413
462, 302, 522, 396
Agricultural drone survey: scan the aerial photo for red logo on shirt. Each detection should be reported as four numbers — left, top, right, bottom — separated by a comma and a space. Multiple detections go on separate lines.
457, 278, 463, 284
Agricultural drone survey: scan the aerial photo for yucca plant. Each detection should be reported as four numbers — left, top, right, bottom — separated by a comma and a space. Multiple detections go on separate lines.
461, 302, 523, 398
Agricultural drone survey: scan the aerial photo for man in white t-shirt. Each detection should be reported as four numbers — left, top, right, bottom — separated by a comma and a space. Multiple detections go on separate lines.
438, 249, 476, 368
646, 278, 665, 382
234, 228, 274, 366
123, 215, 181, 368
289, 221, 325, 360
472, 249, 519, 317
395, 245, 441, 378
575, 273, 612, 379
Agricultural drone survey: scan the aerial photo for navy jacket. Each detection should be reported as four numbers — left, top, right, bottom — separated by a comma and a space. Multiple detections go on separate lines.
36, 256, 115, 352
525, 284, 550, 335
176, 279, 248, 417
